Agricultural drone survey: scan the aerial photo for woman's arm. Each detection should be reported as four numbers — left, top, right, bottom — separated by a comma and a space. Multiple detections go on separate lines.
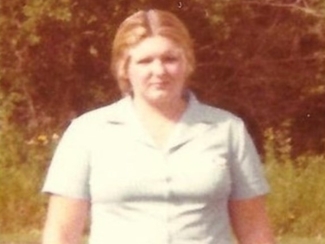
42, 194, 90, 244
229, 195, 276, 244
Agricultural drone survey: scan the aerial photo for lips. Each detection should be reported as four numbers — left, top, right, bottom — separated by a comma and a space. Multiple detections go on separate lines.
150, 78, 171, 86
152, 82, 168, 86
150, 80, 170, 88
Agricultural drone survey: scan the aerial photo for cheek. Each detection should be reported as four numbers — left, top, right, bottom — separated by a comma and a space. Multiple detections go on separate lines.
128, 64, 141, 80
170, 55, 188, 78
127, 65, 150, 89
168, 63, 187, 80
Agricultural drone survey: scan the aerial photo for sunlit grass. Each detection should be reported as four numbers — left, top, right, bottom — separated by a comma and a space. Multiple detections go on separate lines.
0, 128, 53, 233
263, 127, 325, 237
0, 234, 324, 244
265, 154, 325, 237
0, 231, 41, 243
277, 236, 325, 244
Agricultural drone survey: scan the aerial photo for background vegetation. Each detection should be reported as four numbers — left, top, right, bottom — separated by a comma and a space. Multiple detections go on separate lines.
0, 0, 324, 241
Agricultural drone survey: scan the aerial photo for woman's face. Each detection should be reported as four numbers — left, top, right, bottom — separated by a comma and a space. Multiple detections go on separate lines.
127, 36, 187, 105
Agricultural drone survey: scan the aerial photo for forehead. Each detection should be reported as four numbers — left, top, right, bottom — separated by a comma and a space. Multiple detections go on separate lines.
128, 36, 183, 58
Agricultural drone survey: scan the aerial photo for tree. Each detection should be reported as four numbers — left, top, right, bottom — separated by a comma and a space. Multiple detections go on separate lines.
193, 0, 325, 154
1, 0, 324, 154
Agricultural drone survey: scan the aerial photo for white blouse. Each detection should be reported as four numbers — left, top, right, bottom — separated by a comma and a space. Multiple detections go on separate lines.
43, 93, 269, 244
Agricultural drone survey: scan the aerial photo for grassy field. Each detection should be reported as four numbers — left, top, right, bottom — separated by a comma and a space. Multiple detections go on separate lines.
276, 236, 324, 244
0, 233, 324, 244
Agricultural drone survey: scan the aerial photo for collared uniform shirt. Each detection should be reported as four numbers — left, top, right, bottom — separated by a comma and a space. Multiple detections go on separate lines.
43, 93, 269, 244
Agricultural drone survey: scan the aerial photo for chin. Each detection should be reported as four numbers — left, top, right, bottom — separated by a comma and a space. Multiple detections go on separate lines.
149, 92, 180, 105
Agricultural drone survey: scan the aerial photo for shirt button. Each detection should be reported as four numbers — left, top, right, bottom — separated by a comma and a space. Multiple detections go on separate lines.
166, 176, 172, 183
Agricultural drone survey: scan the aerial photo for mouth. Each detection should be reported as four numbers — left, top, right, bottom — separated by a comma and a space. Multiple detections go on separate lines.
150, 81, 170, 88
151, 78, 171, 86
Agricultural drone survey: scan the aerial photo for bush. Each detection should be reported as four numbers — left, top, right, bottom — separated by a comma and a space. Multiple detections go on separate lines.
266, 154, 325, 237
0, 126, 57, 233
264, 128, 325, 237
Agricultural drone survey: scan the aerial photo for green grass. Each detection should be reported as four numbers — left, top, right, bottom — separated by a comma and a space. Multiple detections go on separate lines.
0, 234, 324, 244
0, 128, 52, 233
277, 236, 325, 244
0, 231, 41, 243
265, 154, 325, 237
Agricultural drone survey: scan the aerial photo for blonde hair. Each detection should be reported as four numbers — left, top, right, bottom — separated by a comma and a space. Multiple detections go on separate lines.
111, 9, 195, 94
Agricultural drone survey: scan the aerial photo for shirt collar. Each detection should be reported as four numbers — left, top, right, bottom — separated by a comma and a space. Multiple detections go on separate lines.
104, 92, 216, 124
104, 91, 217, 151
181, 92, 219, 125
166, 92, 217, 150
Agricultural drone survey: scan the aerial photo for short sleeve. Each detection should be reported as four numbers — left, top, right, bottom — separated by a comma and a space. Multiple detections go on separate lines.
42, 120, 91, 199
229, 119, 269, 200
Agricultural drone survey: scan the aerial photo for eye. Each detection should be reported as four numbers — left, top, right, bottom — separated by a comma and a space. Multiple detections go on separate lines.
136, 57, 153, 64
162, 55, 179, 63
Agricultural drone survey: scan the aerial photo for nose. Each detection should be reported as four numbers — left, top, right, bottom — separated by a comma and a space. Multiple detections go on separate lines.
152, 59, 166, 76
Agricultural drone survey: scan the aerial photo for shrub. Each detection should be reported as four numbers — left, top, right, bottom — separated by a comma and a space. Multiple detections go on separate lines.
264, 127, 325, 237
0, 125, 56, 233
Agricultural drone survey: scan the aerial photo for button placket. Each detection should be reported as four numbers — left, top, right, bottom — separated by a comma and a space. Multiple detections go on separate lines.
162, 149, 177, 244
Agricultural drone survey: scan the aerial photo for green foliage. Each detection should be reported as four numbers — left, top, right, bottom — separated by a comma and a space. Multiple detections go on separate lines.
193, 0, 325, 155
0, 0, 324, 237
266, 155, 325, 237
1, 0, 324, 154
0, 162, 46, 232
264, 128, 325, 237
0, 126, 56, 233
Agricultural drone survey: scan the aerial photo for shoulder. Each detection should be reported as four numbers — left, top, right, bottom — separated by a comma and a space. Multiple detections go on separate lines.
71, 98, 125, 128
192, 98, 244, 128
62, 98, 128, 138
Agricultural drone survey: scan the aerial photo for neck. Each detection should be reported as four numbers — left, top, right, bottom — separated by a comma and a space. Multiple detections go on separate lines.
131, 94, 189, 149
132, 95, 188, 122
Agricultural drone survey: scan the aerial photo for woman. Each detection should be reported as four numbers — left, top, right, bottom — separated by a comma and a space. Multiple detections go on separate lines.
42, 9, 275, 244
